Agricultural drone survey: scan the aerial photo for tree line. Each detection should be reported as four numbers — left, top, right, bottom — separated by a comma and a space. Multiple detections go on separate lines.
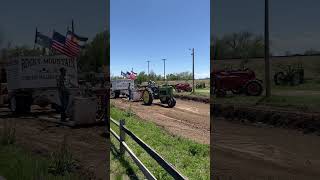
112, 71, 193, 84
211, 31, 320, 60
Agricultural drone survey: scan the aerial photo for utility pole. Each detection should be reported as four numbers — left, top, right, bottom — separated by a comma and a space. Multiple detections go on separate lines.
146, 60, 150, 75
190, 48, 195, 94
265, 0, 271, 97
162, 59, 166, 82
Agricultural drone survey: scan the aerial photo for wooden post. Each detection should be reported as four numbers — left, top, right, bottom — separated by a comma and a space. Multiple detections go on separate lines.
120, 119, 126, 156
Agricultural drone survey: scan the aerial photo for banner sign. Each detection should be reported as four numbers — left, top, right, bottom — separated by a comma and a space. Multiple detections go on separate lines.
6, 55, 78, 90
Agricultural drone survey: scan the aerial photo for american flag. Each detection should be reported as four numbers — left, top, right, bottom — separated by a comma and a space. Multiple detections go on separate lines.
65, 31, 81, 56
51, 31, 77, 58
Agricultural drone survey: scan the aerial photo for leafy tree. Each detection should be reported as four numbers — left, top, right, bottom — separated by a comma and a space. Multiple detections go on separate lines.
213, 31, 265, 62
304, 49, 320, 56
78, 30, 110, 73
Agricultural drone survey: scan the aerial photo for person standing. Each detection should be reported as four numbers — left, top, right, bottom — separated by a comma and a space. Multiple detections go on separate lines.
57, 68, 70, 122
128, 83, 132, 101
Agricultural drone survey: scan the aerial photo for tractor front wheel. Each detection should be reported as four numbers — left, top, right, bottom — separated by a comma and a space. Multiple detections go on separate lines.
167, 98, 176, 108
274, 72, 286, 85
290, 72, 301, 86
143, 89, 153, 105
216, 89, 226, 97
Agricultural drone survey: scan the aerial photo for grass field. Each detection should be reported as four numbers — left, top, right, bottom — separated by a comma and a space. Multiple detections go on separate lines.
157, 79, 210, 88
175, 88, 210, 98
110, 106, 210, 180
214, 94, 320, 112
0, 145, 83, 180
213, 56, 320, 111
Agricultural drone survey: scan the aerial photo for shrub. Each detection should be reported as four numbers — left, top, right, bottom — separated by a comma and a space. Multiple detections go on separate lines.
48, 135, 76, 176
1, 120, 16, 145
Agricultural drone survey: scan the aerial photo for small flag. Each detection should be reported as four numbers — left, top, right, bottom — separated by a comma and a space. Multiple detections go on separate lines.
121, 71, 126, 77
129, 72, 137, 80
35, 30, 52, 48
51, 31, 77, 58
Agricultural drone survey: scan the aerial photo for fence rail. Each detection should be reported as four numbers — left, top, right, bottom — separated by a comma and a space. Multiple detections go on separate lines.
110, 117, 187, 180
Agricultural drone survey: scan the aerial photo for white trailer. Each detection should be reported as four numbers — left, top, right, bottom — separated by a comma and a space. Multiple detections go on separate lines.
110, 79, 134, 98
6, 55, 79, 113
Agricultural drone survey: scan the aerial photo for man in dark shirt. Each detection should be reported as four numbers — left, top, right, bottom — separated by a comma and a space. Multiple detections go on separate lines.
57, 68, 69, 121
128, 83, 132, 101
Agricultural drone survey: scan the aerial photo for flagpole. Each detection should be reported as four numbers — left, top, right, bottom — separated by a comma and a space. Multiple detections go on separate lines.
72, 19, 75, 33
34, 27, 38, 50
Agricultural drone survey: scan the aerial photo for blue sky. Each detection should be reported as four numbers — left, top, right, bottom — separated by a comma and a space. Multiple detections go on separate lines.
110, 0, 210, 79
212, 0, 320, 55
0, 0, 107, 48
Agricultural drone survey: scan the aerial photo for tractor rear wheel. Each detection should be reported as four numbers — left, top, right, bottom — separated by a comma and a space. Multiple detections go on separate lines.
143, 89, 153, 105
167, 98, 176, 108
245, 80, 263, 96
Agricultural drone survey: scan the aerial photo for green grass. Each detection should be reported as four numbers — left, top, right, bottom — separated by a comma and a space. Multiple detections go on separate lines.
0, 145, 84, 180
110, 107, 210, 180
272, 80, 320, 91
194, 88, 210, 97
174, 88, 210, 98
214, 94, 320, 112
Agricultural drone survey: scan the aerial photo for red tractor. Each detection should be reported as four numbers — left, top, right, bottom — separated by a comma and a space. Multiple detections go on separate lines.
174, 83, 192, 92
213, 68, 263, 97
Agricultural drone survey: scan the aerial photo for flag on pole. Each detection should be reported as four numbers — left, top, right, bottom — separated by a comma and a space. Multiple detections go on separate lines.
51, 31, 77, 58
66, 30, 88, 48
35, 29, 52, 48
66, 31, 81, 56
126, 71, 131, 78
129, 73, 137, 80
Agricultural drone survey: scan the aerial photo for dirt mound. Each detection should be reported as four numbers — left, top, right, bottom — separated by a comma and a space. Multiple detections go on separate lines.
174, 94, 209, 103
213, 104, 320, 133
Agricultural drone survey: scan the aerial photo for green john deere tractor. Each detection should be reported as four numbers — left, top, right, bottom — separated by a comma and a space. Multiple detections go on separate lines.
142, 81, 176, 108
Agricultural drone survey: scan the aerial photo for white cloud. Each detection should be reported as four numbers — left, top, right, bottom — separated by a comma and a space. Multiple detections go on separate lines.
195, 72, 210, 79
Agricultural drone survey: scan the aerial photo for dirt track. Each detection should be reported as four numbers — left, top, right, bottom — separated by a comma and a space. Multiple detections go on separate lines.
213, 119, 320, 180
112, 98, 320, 179
111, 98, 210, 144
0, 107, 108, 180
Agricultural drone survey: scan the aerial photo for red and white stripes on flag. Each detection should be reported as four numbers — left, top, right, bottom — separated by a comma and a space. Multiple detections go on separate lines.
51, 31, 77, 58
66, 31, 81, 56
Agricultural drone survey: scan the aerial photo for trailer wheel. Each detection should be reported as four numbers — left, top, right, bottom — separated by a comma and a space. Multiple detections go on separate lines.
114, 91, 120, 98
9, 96, 17, 112
9, 95, 32, 114
110, 91, 115, 99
